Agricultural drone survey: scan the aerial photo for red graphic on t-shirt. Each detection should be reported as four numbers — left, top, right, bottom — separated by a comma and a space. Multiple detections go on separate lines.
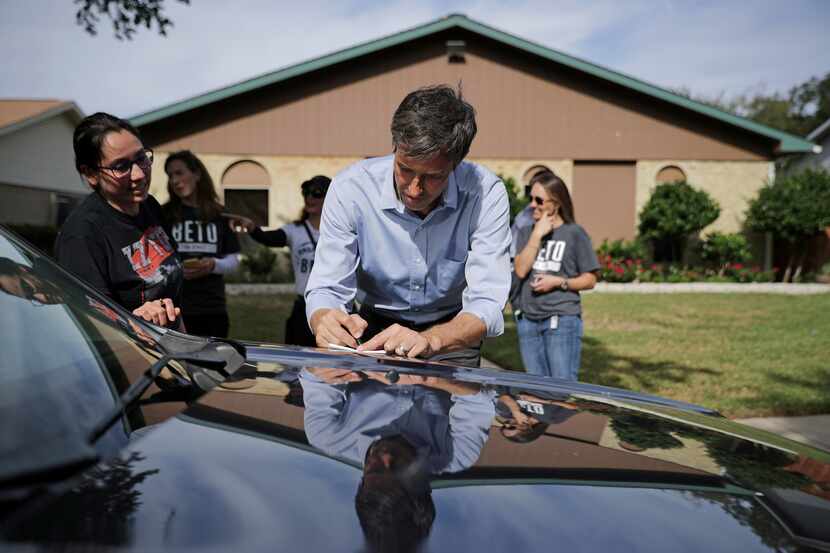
120, 226, 175, 285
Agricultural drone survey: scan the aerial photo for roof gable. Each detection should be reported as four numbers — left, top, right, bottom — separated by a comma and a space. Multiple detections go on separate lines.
0, 100, 84, 137
131, 14, 816, 155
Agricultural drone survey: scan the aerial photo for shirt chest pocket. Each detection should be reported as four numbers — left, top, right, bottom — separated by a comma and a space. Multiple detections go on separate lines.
437, 258, 466, 294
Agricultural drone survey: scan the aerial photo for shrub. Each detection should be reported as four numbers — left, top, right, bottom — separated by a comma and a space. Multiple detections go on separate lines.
638, 181, 720, 263
598, 255, 643, 283
745, 168, 830, 281
597, 238, 648, 262
698, 232, 752, 275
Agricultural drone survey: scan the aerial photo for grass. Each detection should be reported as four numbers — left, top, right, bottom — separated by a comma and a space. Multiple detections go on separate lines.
227, 293, 830, 418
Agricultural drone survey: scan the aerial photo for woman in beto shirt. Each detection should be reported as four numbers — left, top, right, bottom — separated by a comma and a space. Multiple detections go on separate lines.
513, 171, 600, 380
56, 112, 183, 328
232, 175, 330, 346
162, 150, 240, 338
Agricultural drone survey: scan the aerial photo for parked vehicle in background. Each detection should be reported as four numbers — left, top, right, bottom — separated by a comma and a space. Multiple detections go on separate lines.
1, 224, 828, 552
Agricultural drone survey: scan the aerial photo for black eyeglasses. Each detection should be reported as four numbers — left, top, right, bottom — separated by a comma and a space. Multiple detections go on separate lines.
530, 195, 554, 206
302, 186, 327, 199
98, 148, 154, 178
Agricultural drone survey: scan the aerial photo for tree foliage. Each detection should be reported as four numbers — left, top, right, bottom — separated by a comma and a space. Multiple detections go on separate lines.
698, 232, 752, 275
745, 169, 830, 243
500, 175, 529, 223
75, 0, 190, 40
638, 181, 720, 262
745, 169, 830, 281
674, 72, 830, 137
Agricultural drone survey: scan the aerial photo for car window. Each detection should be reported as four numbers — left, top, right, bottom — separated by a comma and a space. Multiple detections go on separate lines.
0, 230, 173, 480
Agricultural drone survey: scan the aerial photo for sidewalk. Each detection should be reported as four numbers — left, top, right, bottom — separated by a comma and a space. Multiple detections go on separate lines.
735, 415, 830, 451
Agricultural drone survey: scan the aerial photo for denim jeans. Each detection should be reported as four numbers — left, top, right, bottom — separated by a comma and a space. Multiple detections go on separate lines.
515, 313, 583, 380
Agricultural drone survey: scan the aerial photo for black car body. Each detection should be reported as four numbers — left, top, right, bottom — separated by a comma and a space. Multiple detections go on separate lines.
1, 225, 829, 552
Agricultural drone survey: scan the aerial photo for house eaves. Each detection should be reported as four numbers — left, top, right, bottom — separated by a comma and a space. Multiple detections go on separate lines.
0, 101, 85, 138
130, 14, 817, 155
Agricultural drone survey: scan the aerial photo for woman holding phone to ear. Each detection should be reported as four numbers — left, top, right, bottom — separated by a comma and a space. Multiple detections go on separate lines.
512, 171, 599, 380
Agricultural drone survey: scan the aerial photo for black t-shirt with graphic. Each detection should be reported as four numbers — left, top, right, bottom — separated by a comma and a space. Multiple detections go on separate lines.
514, 223, 599, 319
56, 192, 183, 313
167, 205, 241, 316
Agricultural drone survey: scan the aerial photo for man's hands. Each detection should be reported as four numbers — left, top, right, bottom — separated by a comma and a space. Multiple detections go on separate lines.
358, 324, 442, 359
133, 298, 180, 327
309, 308, 442, 359
310, 308, 369, 349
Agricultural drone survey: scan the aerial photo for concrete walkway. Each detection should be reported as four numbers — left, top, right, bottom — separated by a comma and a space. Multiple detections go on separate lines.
735, 415, 830, 452
590, 282, 830, 294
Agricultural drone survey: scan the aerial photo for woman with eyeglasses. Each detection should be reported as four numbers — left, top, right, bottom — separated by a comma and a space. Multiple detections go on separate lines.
512, 171, 600, 380
231, 175, 331, 346
162, 150, 241, 338
55, 112, 184, 328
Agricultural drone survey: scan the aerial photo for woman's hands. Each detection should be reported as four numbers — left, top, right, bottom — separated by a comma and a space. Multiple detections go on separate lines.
133, 297, 181, 327
530, 273, 566, 293
532, 213, 556, 239
183, 257, 215, 280
225, 214, 257, 233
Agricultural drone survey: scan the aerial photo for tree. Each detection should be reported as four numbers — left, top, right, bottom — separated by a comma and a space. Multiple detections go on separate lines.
745, 169, 830, 281
672, 72, 830, 138
75, 0, 190, 40
500, 175, 529, 224
638, 181, 720, 263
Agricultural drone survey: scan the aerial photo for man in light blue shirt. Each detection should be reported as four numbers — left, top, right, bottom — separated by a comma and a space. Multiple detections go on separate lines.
305, 85, 511, 366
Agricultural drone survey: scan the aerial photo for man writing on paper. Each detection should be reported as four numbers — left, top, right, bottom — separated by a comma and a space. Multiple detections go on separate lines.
305, 85, 511, 367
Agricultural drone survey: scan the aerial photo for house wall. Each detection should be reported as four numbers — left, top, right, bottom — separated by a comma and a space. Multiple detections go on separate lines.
0, 114, 87, 196
140, 32, 780, 239
635, 160, 772, 234
150, 154, 771, 238
142, 32, 774, 162
150, 154, 362, 228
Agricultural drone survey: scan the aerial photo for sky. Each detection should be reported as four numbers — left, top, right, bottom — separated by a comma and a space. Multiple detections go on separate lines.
1, 0, 828, 119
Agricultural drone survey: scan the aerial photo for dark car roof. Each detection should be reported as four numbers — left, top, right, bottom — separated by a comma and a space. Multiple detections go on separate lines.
2, 224, 829, 552
12, 343, 829, 552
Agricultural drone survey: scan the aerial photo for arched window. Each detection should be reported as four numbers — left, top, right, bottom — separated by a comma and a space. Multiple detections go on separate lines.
222, 160, 270, 227
655, 165, 686, 185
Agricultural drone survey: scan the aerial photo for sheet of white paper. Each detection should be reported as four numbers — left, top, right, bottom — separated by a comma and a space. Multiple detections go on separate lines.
326, 343, 387, 355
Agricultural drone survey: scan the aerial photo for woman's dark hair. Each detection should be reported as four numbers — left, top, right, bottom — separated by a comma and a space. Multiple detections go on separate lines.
294, 175, 331, 223
163, 150, 223, 222
530, 171, 576, 224
73, 112, 143, 175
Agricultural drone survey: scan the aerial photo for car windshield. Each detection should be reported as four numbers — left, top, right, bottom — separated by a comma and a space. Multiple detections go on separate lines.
0, 227, 171, 483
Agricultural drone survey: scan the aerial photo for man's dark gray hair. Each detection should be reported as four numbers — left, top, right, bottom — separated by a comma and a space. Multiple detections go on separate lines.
390, 84, 477, 166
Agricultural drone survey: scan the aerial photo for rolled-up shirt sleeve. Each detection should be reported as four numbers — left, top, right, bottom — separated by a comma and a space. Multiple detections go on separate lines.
460, 178, 512, 337
304, 178, 361, 322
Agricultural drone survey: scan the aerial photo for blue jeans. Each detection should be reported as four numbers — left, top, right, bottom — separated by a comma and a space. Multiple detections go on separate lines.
515, 314, 583, 380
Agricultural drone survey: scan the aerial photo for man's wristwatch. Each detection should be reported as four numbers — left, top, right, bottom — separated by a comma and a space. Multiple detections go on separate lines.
559, 279, 569, 291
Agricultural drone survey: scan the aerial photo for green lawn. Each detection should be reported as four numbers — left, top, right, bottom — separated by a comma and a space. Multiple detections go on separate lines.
228, 293, 830, 418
